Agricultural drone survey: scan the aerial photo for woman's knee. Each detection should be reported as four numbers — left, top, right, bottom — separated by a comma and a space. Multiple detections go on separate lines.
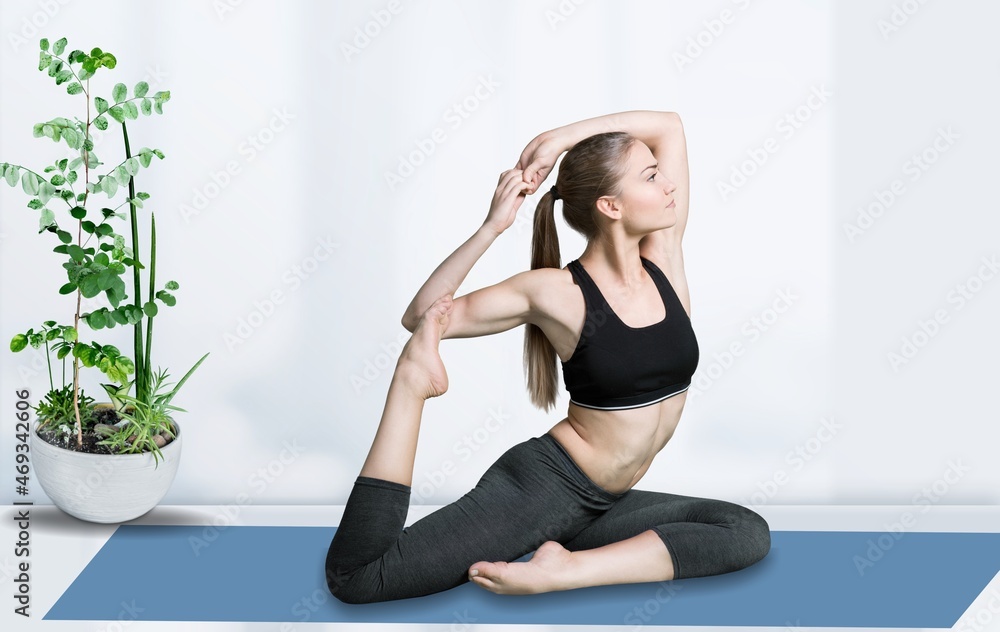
733, 505, 771, 566
326, 564, 380, 605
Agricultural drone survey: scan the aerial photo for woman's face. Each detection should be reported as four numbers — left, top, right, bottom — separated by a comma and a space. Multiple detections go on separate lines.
606, 141, 677, 231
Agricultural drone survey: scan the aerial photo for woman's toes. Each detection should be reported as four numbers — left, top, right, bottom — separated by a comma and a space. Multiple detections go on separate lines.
469, 561, 507, 589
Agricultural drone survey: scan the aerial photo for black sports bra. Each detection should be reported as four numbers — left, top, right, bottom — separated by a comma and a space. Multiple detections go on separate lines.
560, 256, 700, 410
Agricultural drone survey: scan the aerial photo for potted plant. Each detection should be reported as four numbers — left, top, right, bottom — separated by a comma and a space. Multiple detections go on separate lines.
3, 36, 208, 523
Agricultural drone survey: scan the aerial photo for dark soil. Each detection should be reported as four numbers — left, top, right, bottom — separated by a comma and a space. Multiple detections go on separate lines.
36, 425, 121, 455
35, 408, 176, 455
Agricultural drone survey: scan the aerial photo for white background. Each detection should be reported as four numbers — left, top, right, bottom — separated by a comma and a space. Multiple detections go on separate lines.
1, 0, 997, 514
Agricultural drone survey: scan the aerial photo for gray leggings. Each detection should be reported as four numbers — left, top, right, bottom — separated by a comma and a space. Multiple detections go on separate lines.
326, 432, 770, 604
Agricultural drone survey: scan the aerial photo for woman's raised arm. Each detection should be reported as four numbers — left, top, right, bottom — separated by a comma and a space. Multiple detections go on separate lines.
517, 110, 681, 194
401, 169, 531, 331
517, 110, 689, 250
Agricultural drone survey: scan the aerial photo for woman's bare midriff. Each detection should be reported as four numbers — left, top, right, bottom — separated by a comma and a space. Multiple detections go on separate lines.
545, 390, 688, 495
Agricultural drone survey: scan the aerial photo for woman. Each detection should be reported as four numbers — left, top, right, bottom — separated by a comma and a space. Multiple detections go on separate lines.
325, 110, 771, 604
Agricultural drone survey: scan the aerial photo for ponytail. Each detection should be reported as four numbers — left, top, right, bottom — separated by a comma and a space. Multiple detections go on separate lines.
523, 189, 561, 412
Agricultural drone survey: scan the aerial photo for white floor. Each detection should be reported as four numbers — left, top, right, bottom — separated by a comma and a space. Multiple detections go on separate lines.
1, 504, 998, 632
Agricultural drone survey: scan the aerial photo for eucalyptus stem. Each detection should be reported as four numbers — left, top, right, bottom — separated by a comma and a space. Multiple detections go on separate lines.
145, 214, 155, 387
44, 338, 54, 392
121, 121, 146, 403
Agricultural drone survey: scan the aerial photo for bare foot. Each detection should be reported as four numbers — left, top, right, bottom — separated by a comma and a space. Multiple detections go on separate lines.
394, 295, 452, 400
467, 540, 576, 595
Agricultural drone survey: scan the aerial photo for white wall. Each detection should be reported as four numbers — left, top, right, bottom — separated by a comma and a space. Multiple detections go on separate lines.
1, 0, 996, 509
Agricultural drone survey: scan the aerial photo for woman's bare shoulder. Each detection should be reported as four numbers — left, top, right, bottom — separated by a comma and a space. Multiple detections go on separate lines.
520, 265, 578, 323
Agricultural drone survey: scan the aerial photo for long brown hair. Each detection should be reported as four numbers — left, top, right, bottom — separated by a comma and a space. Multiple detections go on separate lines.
523, 131, 637, 411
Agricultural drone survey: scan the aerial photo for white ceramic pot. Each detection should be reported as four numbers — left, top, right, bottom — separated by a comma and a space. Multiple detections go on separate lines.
31, 409, 182, 524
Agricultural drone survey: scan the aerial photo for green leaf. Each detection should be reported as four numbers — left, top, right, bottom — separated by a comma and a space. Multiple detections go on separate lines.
136, 191, 150, 200
80, 274, 101, 298
38, 51, 52, 72
62, 128, 80, 149
139, 151, 152, 168
111, 308, 128, 325
156, 290, 176, 307
94, 115, 108, 131
58, 282, 77, 295
55, 69, 72, 85
53, 37, 67, 55
128, 196, 143, 208
94, 96, 109, 114
101, 53, 116, 69
66, 82, 83, 95
165, 280, 179, 290
38, 208, 55, 232
114, 165, 130, 186
38, 180, 56, 204
50, 173, 66, 186
101, 175, 118, 197
96, 223, 113, 236
126, 305, 143, 324
152, 149, 165, 159
70, 206, 86, 219
69, 157, 83, 170
75, 344, 94, 366
67, 245, 85, 262
117, 356, 134, 374
112, 83, 127, 103
122, 101, 138, 120
140, 98, 152, 116
108, 105, 125, 123
27, 199, 43, 210
142, 301, 158, 318
10, 334, 28, 352
122, 157, 139, 176
21, 172, 38, 195
134, 81, 149, 97
57, 230, 72, 244
103, 288, 118, 309
5, 166, 18, 187
90, 310, 107, 329
39, 38, 49, 51
81, 220, 96, 234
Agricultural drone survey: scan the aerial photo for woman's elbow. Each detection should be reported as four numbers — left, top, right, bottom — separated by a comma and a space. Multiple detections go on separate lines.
401, 314, 415, 332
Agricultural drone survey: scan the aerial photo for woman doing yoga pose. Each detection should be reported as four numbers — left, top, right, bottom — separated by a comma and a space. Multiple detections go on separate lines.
325, 110, 771, 604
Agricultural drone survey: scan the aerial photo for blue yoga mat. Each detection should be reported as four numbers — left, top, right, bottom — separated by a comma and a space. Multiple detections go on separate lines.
45, 525, 1000, 627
